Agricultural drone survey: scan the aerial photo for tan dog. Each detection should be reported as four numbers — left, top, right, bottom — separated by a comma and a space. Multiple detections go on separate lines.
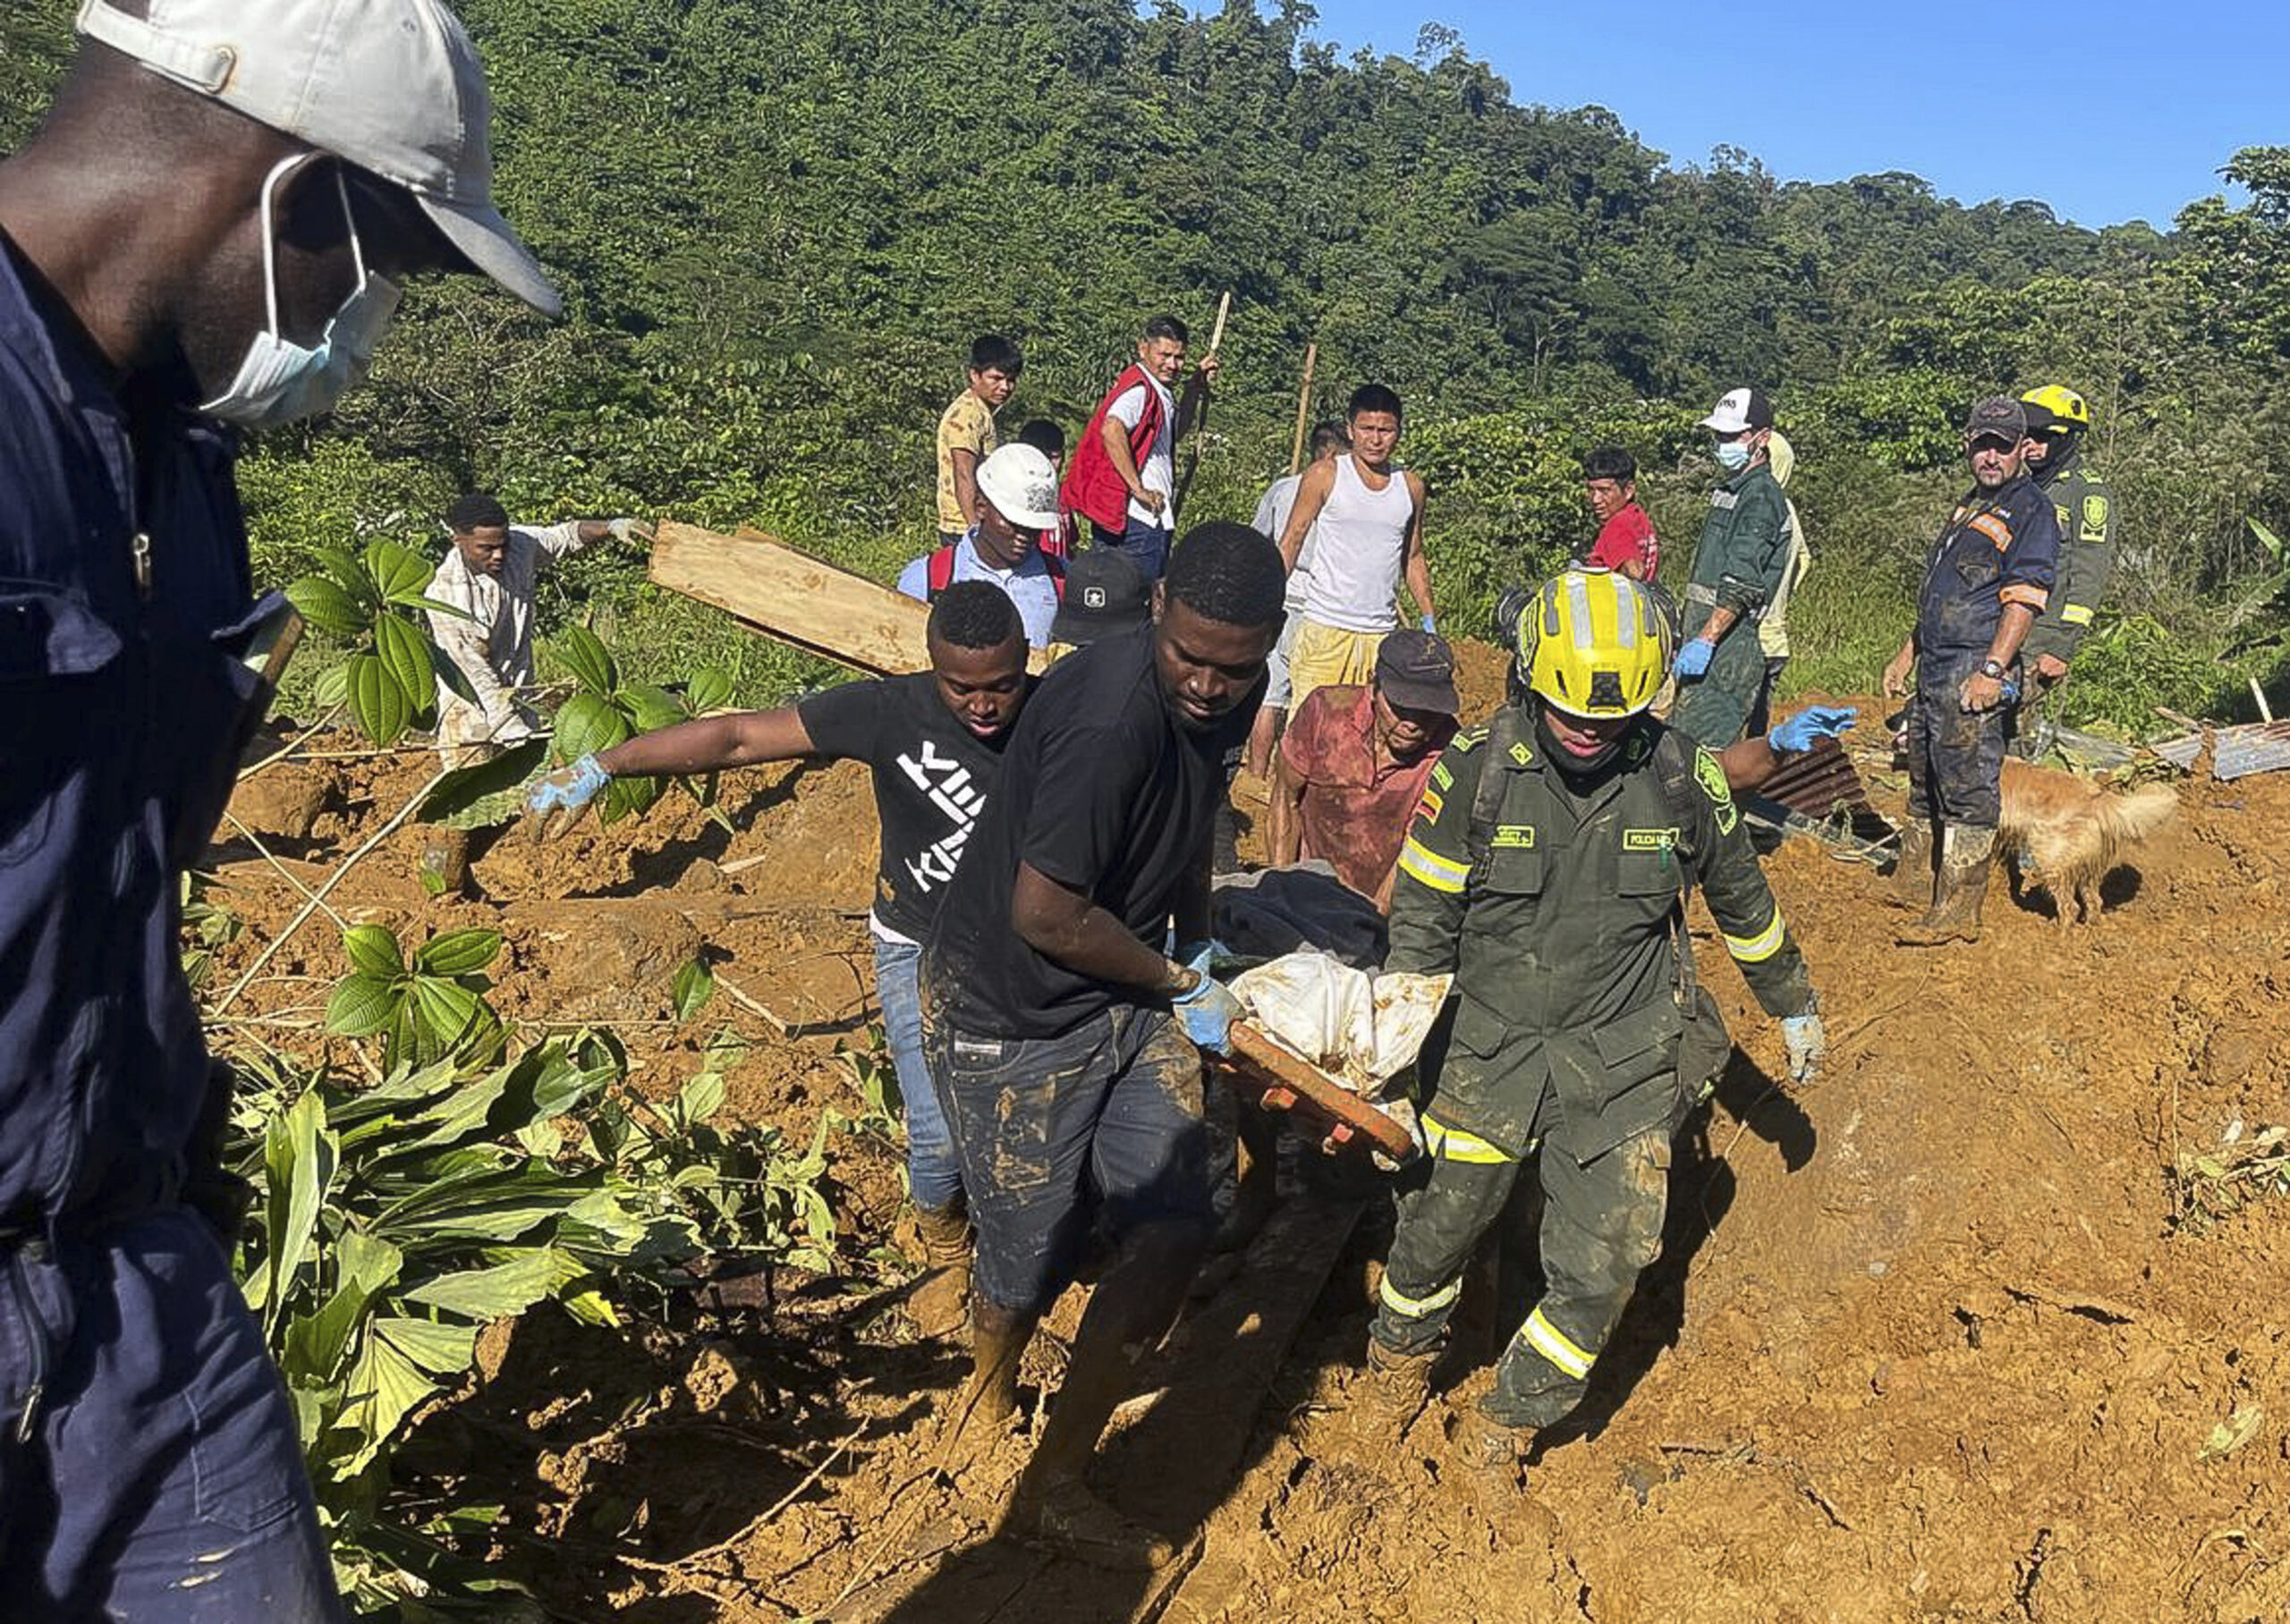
1996, 757, 2177, 928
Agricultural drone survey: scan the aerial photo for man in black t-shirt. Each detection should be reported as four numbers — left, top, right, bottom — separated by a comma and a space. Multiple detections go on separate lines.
923, 522, 1287, 1569
529, 583, 1031, 1341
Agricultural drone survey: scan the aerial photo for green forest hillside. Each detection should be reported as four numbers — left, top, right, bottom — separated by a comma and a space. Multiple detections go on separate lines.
5, 0, 2287, 720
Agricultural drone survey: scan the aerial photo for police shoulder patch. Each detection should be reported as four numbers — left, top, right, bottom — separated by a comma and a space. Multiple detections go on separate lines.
1417, 787, 1445, 826
1692, 748, 1740, 833
2081, 493, 2109, 539
1450, 726, 1487, 756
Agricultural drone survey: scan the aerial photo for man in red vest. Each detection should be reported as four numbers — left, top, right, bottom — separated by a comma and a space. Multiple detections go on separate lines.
1059, 314, 1220, 581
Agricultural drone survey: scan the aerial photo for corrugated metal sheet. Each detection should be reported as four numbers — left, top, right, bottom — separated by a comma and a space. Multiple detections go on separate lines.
2150, 718, 2290, 781
1752, 738, 1896, 849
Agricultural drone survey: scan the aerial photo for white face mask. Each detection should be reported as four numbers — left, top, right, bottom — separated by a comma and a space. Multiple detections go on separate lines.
1713, 438, 1752, 472
199, 154, 403, 428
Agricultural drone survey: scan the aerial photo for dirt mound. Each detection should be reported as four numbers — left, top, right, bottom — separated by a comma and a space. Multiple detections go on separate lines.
203, 700, 2290, 1622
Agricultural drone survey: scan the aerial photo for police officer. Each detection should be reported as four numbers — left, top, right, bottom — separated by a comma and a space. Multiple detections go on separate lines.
0, 2, 557, 1613
2014, 385, 2116, 757
1671, 386, 1796, 750
1359, 570, 1826, 1487
1881, 399, 2061, 945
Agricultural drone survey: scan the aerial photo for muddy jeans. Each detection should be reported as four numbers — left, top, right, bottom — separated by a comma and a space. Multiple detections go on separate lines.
1906, 651, 2014, 827
0, 1208, 343, 1620
872, 937, 963, 1211
1372, 1077, 1674, 1432
926, 1003, 1213, 1317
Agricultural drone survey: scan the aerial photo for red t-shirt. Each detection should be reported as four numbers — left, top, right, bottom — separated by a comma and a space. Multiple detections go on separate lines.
1586, 503, 1658, 578
1281, 683, 1455, 905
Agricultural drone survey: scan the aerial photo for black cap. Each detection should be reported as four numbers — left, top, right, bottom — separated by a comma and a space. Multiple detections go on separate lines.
1052, 549, 1149, 645
1964, 396, 2029, 445
1374, 630, 1460, 717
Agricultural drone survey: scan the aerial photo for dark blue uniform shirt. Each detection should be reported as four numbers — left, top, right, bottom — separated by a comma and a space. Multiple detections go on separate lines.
0, 233, 272, 1222
1913, 474, 2059, 664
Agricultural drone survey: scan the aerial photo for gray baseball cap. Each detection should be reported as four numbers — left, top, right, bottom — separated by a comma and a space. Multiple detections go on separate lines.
76, 0, 561, 317
1963, 396, 2029, 445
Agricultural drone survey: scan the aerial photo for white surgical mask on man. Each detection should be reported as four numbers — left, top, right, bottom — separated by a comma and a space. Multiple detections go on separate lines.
1713, 438, 1751, 473
199, 153, 403, 428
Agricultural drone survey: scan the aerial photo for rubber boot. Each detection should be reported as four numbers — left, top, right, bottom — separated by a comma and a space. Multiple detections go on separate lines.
1354, 1336, 1441, 1436
1003, 1223, 1202, 1570
1897, 825, 1997, 946
908, 1204, 971, 1341
1452, 1403, 1525, 1496
1886, 816, 1936, 912
937, 1298, 1034, 1469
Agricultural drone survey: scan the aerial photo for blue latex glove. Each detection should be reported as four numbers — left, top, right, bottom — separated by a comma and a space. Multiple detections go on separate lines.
1768, 705, 1860, 754
1672, 638, 1715, 681
527, 752, 610, 819
1419, 613, 1438, 635
1782, 1008, 1826, 1087
1171, 949, 1245, 1056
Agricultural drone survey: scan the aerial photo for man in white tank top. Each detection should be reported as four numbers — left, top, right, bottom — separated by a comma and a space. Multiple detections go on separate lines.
1274, 384, 1436, 715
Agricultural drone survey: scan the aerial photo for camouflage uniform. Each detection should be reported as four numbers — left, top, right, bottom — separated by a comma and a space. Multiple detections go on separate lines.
1371, 706, 1815, 1430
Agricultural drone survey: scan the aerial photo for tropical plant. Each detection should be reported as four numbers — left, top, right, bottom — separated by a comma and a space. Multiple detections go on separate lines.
285, 540, 472, 747
325, 924, 507, 1072
544, 623, 734, 824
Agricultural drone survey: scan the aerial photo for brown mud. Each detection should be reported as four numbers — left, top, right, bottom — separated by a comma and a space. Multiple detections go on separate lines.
207, 673, 2290, 1623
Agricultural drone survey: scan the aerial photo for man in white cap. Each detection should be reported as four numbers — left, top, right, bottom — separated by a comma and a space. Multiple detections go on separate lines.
1672, 385, 1795, 750
898, 442, 1066, 647
0, 2, 556, 1614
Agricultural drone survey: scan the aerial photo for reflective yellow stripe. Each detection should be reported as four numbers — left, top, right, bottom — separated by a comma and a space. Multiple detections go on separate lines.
1723, 909, 1786, 964
1423, 1115, 1513, 1165
2060, 604, 2094, 627
1378, 1272, 1462, 1320
1398, 836, 1469, 895
1517, 1306, 1594, 1380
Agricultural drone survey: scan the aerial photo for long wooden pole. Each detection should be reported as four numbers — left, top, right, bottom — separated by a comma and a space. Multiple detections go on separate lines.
1286, 342, 1319, 475
1173, 291, 1233, 520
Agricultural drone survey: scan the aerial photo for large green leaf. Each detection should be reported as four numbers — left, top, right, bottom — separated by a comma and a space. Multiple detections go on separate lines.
619, 682, 685, 734
311, 660, 352, 714
372, 613, 435, 718
410, 976, 485, 1051
326, 973, 403, 1039
374, 1315, 479, 1377
346, 651, 411, 747
551, 623, 616, 696
285, 576, 369, 638
343, 924, 403, 981
281, 1231, 404, 1385
336, 1327, 440, 1479
414, 928, 503, 978
364, 539, 435, 606
261, 1090, 339, 1335
416, 736, 550, 832
685, 667, 735, 715
551, 691, 629, 767
403, 1248, 576, 1320
315, 545, 378, 610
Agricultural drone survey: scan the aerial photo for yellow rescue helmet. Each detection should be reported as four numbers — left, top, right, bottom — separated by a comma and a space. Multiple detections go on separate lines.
1521, 569, 1667, 720
2019, 384, 2091, 434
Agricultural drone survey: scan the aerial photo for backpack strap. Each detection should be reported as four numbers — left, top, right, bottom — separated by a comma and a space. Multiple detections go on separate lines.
1465, 708, 1523, 875
925, 543, 958, 601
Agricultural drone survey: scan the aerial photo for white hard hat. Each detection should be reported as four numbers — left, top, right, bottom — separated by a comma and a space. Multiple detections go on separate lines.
977, 444, 1061, 530
76, 0, 560, 317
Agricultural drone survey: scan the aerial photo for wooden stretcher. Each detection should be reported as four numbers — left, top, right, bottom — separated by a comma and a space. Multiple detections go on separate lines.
1218, 1023, 1416, 1163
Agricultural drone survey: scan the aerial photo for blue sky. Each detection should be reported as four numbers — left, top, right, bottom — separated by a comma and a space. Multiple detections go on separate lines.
1288, 1, 2276, 229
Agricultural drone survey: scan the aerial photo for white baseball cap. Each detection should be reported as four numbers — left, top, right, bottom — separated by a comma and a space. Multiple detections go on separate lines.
75, 0, 560, 317
976, 444, 1062, 530
1700, 385, 1773, 435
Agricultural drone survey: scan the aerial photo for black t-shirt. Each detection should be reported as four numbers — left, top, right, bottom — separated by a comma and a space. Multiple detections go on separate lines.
927, 624, 1260, 1039
796, 672, 1022, 942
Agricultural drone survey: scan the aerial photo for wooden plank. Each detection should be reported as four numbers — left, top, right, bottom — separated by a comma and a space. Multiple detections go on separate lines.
651, 520, 930, 676
1223, 1025, 1416, 1163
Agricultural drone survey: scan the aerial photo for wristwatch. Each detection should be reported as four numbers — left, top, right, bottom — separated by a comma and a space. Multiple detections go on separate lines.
1978, 658, 2006, 680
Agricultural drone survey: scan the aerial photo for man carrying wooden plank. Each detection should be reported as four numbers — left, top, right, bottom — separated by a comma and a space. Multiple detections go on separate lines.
922, 523, 1285, 1568
528, 582, 1037, 1338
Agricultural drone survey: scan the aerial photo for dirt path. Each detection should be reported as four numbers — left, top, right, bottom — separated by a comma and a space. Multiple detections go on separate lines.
208, 693, 2290, 1622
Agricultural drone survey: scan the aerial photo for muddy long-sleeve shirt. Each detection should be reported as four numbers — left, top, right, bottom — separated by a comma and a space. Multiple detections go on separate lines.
1681, 462, 1792, 646
1386, 708, 1812, 1156
1913, 476, 2058, 666
425, 520, 594, 761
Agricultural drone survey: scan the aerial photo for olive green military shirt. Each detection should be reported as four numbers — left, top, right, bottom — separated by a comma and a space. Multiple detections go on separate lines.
1387, 710, 1813, 1159
2023, 458, 2114, 664
1681, 461, 1792, 646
